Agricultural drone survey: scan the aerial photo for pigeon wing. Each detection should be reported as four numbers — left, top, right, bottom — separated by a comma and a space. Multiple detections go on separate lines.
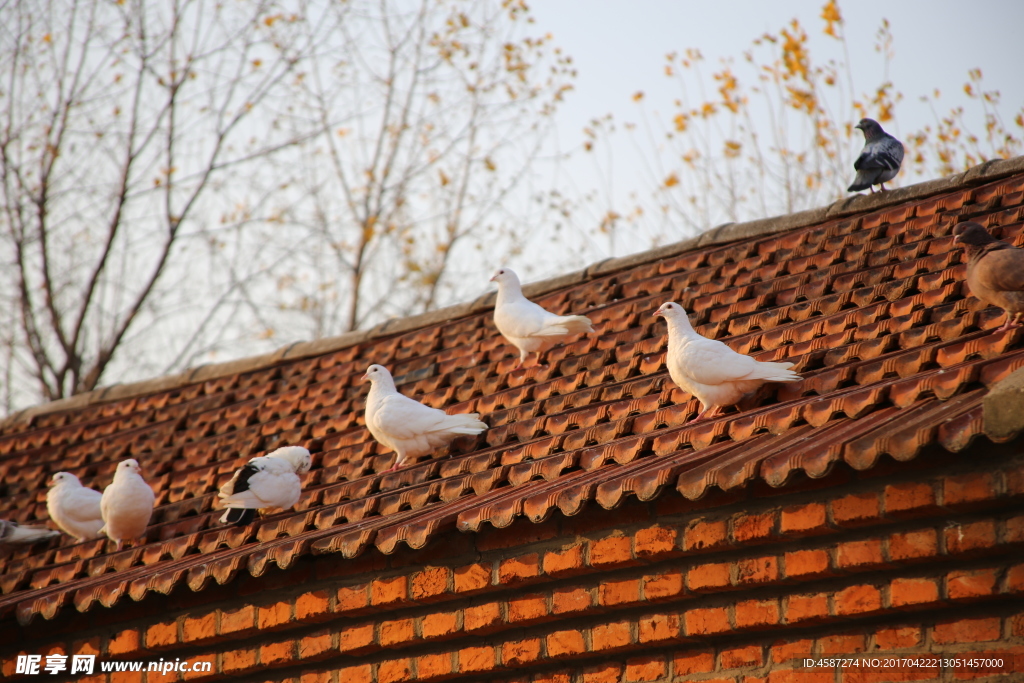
676, 338, 762, 385
976, 248, 1024, 292
854, 138, 903, 172
371, 393, 456, 441
60, 488, 103, 525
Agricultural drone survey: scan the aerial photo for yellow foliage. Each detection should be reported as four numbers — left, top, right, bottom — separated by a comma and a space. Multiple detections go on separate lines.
673, 113, 688, 132
664, 173, 679, 187
820, 1, 842, 38
632, 91, 644, 102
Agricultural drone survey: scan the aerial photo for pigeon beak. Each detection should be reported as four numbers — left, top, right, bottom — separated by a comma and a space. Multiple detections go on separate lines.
489, 274, 497, 282
952, 234, 963, 244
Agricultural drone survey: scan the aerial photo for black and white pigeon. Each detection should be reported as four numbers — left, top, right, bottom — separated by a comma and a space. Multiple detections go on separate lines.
848, 118, 904, 193
218, 446, 312, 526
0, 519, 60, 545
47, 472, 104, 542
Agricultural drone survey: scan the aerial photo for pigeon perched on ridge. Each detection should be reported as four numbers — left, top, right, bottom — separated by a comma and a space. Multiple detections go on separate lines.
656, 302, 802, 421
364, 364, 488, 472
99, 459, 155, 551
0, 519, 60, 545
218, 446, 312, 526
491, 267, 594, 368
47, 472, 104, 542
848, 118, 904, 193
953, 221, 1024, 331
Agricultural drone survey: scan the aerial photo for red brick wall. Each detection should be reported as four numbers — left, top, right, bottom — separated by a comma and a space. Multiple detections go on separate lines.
3, 444, 1023, 682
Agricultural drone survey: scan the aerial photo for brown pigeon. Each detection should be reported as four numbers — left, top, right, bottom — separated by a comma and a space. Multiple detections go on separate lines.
953, 221, 1024, 331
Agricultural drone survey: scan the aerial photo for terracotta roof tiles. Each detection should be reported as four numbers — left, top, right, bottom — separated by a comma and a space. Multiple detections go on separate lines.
2, 164, 1024, 625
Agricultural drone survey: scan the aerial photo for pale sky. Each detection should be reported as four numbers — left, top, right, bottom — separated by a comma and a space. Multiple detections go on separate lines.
526, 1, 1024, 260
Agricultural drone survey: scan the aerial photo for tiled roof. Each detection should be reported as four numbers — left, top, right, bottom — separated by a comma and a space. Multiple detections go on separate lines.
2, 158, 1024, 627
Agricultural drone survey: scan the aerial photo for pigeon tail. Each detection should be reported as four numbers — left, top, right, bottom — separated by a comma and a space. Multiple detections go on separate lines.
435, 413, 488, 435
552, 315, 594, 335
749, 360, 802, 383
220, 507, 257, 526
847, 171, 876, 192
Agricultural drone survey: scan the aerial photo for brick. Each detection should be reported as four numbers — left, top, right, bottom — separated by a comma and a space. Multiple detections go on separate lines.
300, 673, 332, 683
781, 503, 828, 534
945, 520, 996, 554
296, 590, 330, 620
258, 600, 293, 629
737, 555, 779, 584
885, 482, 935, 514
831, 492, 880, 526
834, 584, 882, 615
1006, 515, 1024, 543
583, 663, 623, 683
767, 671, 833, 683
553, 586, 592, 614
338, 664, 372, 683
890, 577, 940, 607
685, 518, 728, 550
508, 593, 547, 621
785, 593, 829, 623
146, 621, 178, 648
72, 636, 101, 657
1007, 564, 1024, 593
500, 553, 540, 584
535, 673, 572, 683
459, 645, 496, 672
770, 639, 812, 664
735, 599, 779, 628
379, 618, 415, 646
547, 629, 586, 656
417, 653, 453, 678
464, 602, 501, 631
733, 511, 777, 542
590, 535, 634, 567
875, 626, 921, 650
933, 617, 1001, 644
378, 658, 412, 683
339, 624, 375, 653
411, 566, 450, 600
943, 472, 996, 506
543, 544, 586, 576
260, 640, 294, 666
182, 611, 217, 643
780, 550, 826, 579
107, 629, 140, 656
599, 577, 640, 606
299, 631, 332, 659
673, 650, 715, 675
219, 605, 255, 636
222, 648, 258, 674
635, 525, 677, 558
837, 538, 884, 568
639, 613, 681, 643
591, 620, 633, 650
684, 607, 730, 635
624, 655, 666, 682
888, 529, 937, 560
688, 562, 731, 590
336, 584, 369, 612
818, 634, 865, 654
643, 570, 684, 599
502, 638, 541, 666
720, 645, 763, 668
454, 562, 491, 592
421, 610, 460, 638
371, 575, 407, 606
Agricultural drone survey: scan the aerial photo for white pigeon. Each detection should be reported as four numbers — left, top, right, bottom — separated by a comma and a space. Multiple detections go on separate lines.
99, 459, 155, 551
218, 446, 312, 526
0, 519, 60, 545
47, 472, 105, 542
848, 118, 904, 193
656, 302, 801, 421
491, 268, 594, 368
364, 364, 488, 472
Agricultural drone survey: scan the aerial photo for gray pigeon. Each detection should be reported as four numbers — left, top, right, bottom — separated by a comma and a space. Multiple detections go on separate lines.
848, 118, 904, 193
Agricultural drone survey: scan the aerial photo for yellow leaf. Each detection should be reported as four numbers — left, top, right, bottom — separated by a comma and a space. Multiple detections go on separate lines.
484, 157, 496, 171
664, 173, 679, 187
632, 91, 644, 102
